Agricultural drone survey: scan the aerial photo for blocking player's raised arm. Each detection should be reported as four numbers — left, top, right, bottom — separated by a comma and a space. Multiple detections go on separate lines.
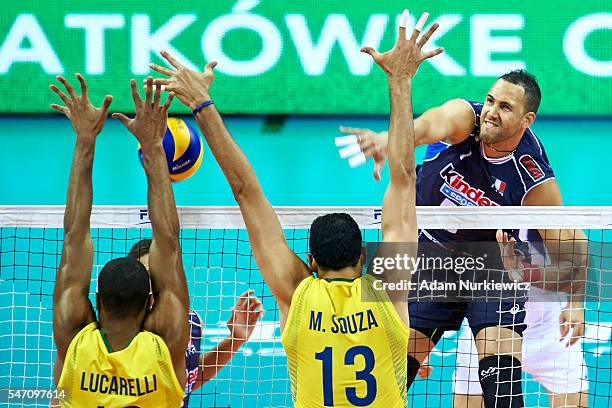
149, 51, 311, 315
361, 11, 443, 311
50, 74, 112, 380
112, 78, 189, 383
362, 12, 442, 244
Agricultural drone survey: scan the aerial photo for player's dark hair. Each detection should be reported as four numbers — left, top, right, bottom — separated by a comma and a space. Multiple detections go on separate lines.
98, 257, 150, 318
128, 238, 152, 259
498, 69, 541, 114
309, 213, 362, 271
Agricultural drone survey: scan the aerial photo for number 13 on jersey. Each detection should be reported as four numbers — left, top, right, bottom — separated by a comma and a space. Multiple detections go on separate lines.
315, 345, 377, 406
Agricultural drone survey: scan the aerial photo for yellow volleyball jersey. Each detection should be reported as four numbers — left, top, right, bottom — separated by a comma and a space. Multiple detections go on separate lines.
57, 322, 184, 408
281, 275, 409, 408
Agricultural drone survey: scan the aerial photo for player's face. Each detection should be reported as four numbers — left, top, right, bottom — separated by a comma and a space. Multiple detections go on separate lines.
479, 80, 528, 144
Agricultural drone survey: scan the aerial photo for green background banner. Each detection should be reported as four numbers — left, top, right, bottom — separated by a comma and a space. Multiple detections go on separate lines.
1, 1, 611, 114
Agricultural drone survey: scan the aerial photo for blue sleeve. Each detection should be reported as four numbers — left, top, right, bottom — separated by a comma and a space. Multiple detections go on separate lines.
423, 142, 449, 161
517, 152, 555, 193
462, 100, 483, 138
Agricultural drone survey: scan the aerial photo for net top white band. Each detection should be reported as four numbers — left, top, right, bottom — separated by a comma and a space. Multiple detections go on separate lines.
1, 206, 611, 229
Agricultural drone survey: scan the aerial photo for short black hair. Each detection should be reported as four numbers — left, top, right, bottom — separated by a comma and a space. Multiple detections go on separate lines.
128, 239, 152, 259
309, 213, 362, 271
498, 69, 541, 114
98, 257, 150, 318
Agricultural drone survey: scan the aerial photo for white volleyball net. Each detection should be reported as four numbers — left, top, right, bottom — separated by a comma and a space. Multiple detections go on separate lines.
0, 206, 610, 407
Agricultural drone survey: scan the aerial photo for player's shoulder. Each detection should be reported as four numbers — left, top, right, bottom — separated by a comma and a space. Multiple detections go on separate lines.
461, 99, 483, 112
295, 275, 316, 290
515, 127, 554, 182
285, 276, 316, 310
65, 321, 100, 352
291, 276, 357, 304
517, 127, 547, 159
456, 100, 482, 138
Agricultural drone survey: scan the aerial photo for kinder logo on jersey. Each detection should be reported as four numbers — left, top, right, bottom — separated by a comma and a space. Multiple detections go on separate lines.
519, 155, 544, 181
439, 164, 499, 207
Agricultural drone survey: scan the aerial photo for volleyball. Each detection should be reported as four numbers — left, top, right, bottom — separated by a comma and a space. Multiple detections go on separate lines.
138, 118, 204, 182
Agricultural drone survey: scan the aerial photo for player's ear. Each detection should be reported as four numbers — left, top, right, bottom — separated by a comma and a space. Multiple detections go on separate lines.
307, 254, 318, 272
147, 278, 154, 310
147, 293, 154, 311
522, 111, 536, 128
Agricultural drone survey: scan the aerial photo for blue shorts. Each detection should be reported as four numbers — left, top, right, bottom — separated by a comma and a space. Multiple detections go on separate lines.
408, 239, 527, 337
408, 300, 527, 337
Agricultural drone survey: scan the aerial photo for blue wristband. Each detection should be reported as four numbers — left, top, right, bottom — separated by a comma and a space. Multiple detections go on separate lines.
192, 100, 214, 115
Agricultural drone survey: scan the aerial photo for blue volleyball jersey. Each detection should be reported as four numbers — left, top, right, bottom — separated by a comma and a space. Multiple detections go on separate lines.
417, 100, 555, 242
182, 309, 203, 407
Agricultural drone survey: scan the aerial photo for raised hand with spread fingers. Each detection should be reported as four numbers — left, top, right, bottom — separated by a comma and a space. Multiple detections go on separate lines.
337, 11, 443, 182
149, 50, 217, 111
112, 76, 174, 148
50, 73, 112, 140
361, 10, 443, 80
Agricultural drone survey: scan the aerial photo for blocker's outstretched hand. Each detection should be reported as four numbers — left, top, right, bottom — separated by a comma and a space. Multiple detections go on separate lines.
112, 77, 174, 149
150, 50, 217, 110
50, 73, 112, 141
361, 10, 443, 80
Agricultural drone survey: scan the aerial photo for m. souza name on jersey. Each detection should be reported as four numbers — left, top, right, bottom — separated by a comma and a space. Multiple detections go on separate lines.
308, 310, 379, 334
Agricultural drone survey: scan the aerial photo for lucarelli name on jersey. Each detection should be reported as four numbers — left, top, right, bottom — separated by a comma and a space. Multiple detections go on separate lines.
308, 310, 379, 334
439, 163, 499, 206
79, 372, 157, 396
